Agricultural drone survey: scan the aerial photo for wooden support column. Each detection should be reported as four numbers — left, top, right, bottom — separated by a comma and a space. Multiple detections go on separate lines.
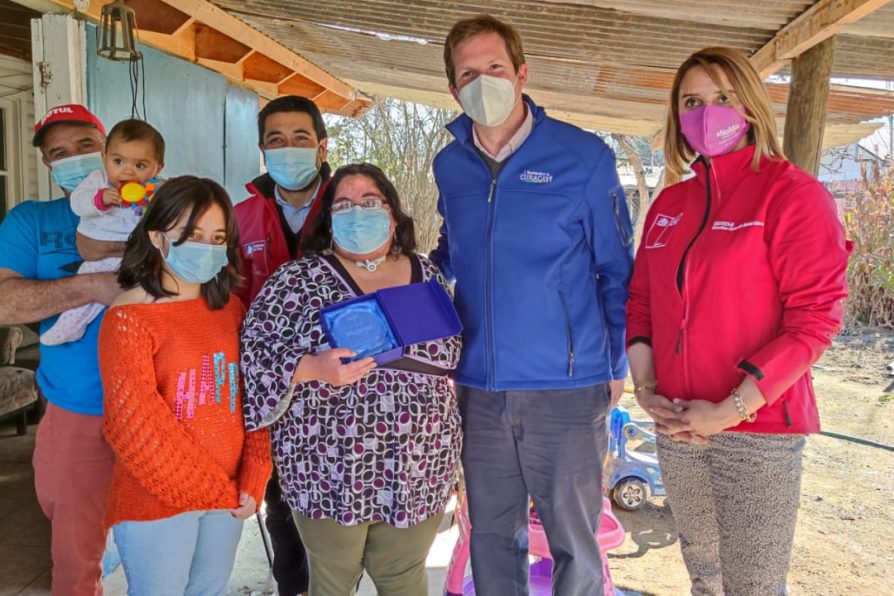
783, 36, 835, 176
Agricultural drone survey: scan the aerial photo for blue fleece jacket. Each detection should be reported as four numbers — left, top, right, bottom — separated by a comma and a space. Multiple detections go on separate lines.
431, 97, 633, 391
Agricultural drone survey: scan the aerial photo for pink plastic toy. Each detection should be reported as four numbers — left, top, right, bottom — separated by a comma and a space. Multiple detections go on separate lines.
444, 493, 626, 595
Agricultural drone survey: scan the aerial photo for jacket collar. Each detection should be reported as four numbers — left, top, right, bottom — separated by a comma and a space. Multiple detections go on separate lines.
689, 144, 760, 193
446, 94, 545, 145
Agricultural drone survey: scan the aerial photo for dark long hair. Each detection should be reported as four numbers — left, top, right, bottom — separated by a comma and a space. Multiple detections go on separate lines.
300, 163, 417, 256
118, 175, 240, 309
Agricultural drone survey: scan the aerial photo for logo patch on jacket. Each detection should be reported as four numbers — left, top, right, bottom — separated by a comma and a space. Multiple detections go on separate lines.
244, 240, 266, 255
645, 213, 682, 249
519, 170, 553, 184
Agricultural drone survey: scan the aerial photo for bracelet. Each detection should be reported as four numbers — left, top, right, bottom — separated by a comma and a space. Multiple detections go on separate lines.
634, 379, 657, 393
731, 388, 756, 423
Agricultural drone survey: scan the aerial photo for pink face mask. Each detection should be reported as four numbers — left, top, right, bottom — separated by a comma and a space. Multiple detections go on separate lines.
680, 105, 750, 157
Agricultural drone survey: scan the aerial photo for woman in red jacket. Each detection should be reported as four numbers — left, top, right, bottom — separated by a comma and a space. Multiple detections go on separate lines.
626, 47, 850, 595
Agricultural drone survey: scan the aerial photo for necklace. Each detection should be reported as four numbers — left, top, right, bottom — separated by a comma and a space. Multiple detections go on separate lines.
355, 255, 387, 272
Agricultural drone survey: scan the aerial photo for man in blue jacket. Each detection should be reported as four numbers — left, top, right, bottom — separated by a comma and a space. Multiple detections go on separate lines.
431, 15, 633, 595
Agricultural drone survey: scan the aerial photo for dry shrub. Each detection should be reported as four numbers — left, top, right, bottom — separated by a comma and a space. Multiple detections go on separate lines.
842, 162, 894, 328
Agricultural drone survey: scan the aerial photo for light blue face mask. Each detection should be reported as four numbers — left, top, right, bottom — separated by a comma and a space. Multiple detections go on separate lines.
264, 146, 320, 191
331, 208, 392, 255
162, 237, 229, 284
50, 151, 104, 191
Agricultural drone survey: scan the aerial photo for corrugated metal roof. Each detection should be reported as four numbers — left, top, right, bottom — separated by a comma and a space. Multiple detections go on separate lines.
210, 0, 894, 146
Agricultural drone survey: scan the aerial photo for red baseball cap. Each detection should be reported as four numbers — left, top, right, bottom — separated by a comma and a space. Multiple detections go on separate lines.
32, 104, 106, 147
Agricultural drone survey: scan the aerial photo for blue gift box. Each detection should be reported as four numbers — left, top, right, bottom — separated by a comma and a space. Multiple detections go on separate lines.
320, 279, 463, 365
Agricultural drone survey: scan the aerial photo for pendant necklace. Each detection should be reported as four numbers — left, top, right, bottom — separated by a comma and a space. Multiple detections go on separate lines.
355, 255, 386, 272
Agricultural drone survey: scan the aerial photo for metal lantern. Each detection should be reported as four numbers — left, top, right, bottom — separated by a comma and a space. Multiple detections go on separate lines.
97, 0, 141, 62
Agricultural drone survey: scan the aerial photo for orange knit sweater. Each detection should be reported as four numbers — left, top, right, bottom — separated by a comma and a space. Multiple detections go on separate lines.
98, 295, 271, 530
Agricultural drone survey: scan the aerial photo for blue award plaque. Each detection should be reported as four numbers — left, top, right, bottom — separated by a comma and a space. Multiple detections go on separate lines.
324, 299, 398, 358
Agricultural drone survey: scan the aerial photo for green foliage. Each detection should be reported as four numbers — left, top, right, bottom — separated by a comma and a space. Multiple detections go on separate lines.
842, 162, 894, 329
325, 97, 457, 252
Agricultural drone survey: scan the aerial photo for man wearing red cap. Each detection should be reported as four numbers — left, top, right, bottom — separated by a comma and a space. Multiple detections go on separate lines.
0, 104, 122, 595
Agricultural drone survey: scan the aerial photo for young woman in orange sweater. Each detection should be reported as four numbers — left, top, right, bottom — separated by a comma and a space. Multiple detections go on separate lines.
98, 176, 271, 594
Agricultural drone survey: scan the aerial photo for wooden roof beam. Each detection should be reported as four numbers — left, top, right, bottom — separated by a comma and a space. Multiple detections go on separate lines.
139, 22, 196, 60
124, 0, 190, 35
161, 0, 357, 100
751, 0, 893, 78
11, 0, 363, 109
194, 23, 250, 63
279, 73, 326, 98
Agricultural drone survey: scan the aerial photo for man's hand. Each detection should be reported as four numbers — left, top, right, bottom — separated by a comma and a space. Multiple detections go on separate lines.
609, 379, 625, 409
102, 188, 122, 208
76, 232, 127, 261
86, 272, 123, 306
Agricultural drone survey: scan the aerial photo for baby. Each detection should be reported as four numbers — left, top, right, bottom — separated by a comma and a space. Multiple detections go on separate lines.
41, 119, 165, 346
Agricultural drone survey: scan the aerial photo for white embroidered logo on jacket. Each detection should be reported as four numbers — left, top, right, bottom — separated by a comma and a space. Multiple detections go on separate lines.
711, 220, 765, 232
519, 170, 553, 184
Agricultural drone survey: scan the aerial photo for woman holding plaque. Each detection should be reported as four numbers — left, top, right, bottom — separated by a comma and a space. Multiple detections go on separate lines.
241, 163, 462, 596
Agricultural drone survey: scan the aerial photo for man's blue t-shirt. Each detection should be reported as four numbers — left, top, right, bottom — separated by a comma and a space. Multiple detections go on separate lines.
0, 198, 104, 415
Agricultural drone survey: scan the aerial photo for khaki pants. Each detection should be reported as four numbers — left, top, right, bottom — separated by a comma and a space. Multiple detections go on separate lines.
293, 512, 443, 596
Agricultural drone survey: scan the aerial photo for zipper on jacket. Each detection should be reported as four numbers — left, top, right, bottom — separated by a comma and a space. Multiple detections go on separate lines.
676, 163, 713, 294
484, 175, 498, 389
486, 177, 496, 203
558, 290, 576, 377
782, 400, 793, 428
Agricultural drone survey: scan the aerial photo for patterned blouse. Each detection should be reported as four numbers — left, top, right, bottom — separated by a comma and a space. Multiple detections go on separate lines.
241, 254, 462, 528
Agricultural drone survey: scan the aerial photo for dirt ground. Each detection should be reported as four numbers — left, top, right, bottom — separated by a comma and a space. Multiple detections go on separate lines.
607, 328, 894, 595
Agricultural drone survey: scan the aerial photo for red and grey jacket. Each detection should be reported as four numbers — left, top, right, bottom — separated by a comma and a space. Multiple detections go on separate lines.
626, 145, 850, 434
234, 164, 330, 306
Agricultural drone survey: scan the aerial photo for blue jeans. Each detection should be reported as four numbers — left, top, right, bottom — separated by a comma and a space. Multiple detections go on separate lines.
113, 510, 244, 595
458, 384, 610, 596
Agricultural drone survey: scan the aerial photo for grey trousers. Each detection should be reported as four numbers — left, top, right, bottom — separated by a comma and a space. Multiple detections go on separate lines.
458, 384, 610, 596
657, 431, 806, 596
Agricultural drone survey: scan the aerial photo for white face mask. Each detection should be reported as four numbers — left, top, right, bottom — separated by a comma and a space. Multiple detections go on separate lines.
458, 74, 519, 128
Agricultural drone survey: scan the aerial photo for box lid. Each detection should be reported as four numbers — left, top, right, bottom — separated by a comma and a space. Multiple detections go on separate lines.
377, 279, 462, 346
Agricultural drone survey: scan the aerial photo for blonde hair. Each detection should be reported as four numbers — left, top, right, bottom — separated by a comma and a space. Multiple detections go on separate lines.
663, 47, 784, 184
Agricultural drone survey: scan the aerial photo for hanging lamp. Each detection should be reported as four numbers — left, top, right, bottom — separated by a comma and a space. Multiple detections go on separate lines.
96, 0, 141, 62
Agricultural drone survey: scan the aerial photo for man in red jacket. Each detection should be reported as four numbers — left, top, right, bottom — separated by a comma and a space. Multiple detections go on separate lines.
235, 95, 330, 307
235, 95, 331, 596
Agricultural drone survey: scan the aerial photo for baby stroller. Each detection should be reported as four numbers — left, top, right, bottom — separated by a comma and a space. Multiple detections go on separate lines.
443, 489, 626, 595
604, 406, 665, 511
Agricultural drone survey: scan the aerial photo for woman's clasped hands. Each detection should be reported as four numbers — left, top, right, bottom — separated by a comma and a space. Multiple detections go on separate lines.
636, 391, 742, 444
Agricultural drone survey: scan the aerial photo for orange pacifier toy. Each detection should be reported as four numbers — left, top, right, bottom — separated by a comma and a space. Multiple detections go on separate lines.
119, 178, 160, 215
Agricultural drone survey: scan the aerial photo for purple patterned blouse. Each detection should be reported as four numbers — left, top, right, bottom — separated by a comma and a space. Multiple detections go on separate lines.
240, 254, 462, 528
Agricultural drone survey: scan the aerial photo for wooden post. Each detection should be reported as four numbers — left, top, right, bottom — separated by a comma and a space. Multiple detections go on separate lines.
783, 36, 835, 176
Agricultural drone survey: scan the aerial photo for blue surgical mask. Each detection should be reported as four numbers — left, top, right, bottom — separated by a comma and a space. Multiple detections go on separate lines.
264, 147, 320, 191
331, 208, 392, 255
50, 151, 104, 191
162, 237, 229, 284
